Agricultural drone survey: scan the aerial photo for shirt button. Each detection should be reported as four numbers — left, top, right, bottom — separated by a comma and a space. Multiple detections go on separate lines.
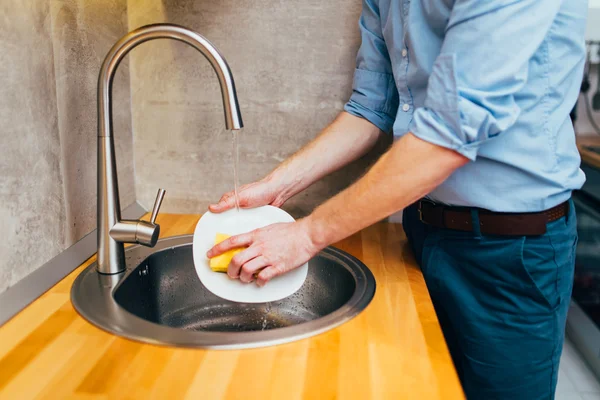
402, 48, 408, 57
402, 103, 410, 112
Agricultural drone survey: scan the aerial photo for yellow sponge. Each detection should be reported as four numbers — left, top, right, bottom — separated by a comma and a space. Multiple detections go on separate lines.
209, 233, 244, 273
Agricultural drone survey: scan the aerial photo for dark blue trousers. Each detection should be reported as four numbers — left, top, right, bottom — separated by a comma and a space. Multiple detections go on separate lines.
403, 200, 577, 400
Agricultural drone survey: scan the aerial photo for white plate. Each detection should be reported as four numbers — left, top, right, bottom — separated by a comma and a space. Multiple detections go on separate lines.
192, 206, 308, 303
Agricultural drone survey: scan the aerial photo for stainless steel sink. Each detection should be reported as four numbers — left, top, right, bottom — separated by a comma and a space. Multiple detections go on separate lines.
71, 235, 376, 349
73, 24, 375, 349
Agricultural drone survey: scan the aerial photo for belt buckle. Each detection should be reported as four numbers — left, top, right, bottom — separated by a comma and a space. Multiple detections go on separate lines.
418, 199, 436, 223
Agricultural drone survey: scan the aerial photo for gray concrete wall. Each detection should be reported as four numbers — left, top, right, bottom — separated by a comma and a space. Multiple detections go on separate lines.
128, 0, 385, 217
0, 0, 135, 294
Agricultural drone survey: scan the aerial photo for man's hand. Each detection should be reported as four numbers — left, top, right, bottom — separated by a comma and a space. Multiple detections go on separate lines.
209, 112, 383, 214
209, 178, 285, 213
206, 220, 320, 286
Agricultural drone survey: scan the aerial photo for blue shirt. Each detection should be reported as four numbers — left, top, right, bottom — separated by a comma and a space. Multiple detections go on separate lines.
344, 0, 587, 212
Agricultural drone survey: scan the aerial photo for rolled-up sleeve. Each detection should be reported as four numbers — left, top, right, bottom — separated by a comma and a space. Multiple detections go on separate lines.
409, 0, 562, 161
344, 0, 398, 133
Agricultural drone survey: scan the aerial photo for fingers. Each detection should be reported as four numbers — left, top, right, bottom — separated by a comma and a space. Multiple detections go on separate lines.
209, 181, 276, 213
256, 266, 281, 287
238, 256, 269, 283
227, 246, 261, 279
209, 191, 235, 213
206, 232, 253, 258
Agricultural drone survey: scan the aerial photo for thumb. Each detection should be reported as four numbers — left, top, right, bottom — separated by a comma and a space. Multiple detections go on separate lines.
209, 192, 235, 213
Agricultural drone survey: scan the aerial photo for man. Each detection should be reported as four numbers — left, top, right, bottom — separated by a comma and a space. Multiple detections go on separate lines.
207, 0, 586, 398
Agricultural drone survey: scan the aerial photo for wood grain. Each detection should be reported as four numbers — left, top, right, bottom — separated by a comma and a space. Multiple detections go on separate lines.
0, 214, 464, 400
578, 136, 600, 170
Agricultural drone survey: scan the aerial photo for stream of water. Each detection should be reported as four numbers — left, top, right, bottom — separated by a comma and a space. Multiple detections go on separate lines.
232, 130, 275, 331
232, 130, 241, 212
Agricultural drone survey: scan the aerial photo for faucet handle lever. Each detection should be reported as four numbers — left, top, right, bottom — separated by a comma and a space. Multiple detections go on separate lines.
150, 189, 166, 225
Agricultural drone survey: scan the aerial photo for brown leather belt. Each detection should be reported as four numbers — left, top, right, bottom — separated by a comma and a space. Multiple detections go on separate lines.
417, 199, 569, 236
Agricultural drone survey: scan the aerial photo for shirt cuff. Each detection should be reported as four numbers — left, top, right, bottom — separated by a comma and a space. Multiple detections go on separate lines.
343, 68, 398, 133
407, 53, 483, 161
344, 100, 395, 133
409, 107, 481, 161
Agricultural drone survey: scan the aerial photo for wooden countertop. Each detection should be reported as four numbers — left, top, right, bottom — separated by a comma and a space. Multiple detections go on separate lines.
578, 135, 600, 170
0, 214, 463, 400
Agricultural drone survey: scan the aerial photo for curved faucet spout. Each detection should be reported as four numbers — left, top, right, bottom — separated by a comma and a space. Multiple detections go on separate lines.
97, 24, 243, 274
98, 23, 243, 136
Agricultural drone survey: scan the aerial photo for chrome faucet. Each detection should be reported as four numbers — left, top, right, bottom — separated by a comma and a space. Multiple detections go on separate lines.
97, 24, 243, 274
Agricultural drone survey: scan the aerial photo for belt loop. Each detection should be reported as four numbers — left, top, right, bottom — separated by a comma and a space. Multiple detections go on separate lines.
471, 209, 482, 238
